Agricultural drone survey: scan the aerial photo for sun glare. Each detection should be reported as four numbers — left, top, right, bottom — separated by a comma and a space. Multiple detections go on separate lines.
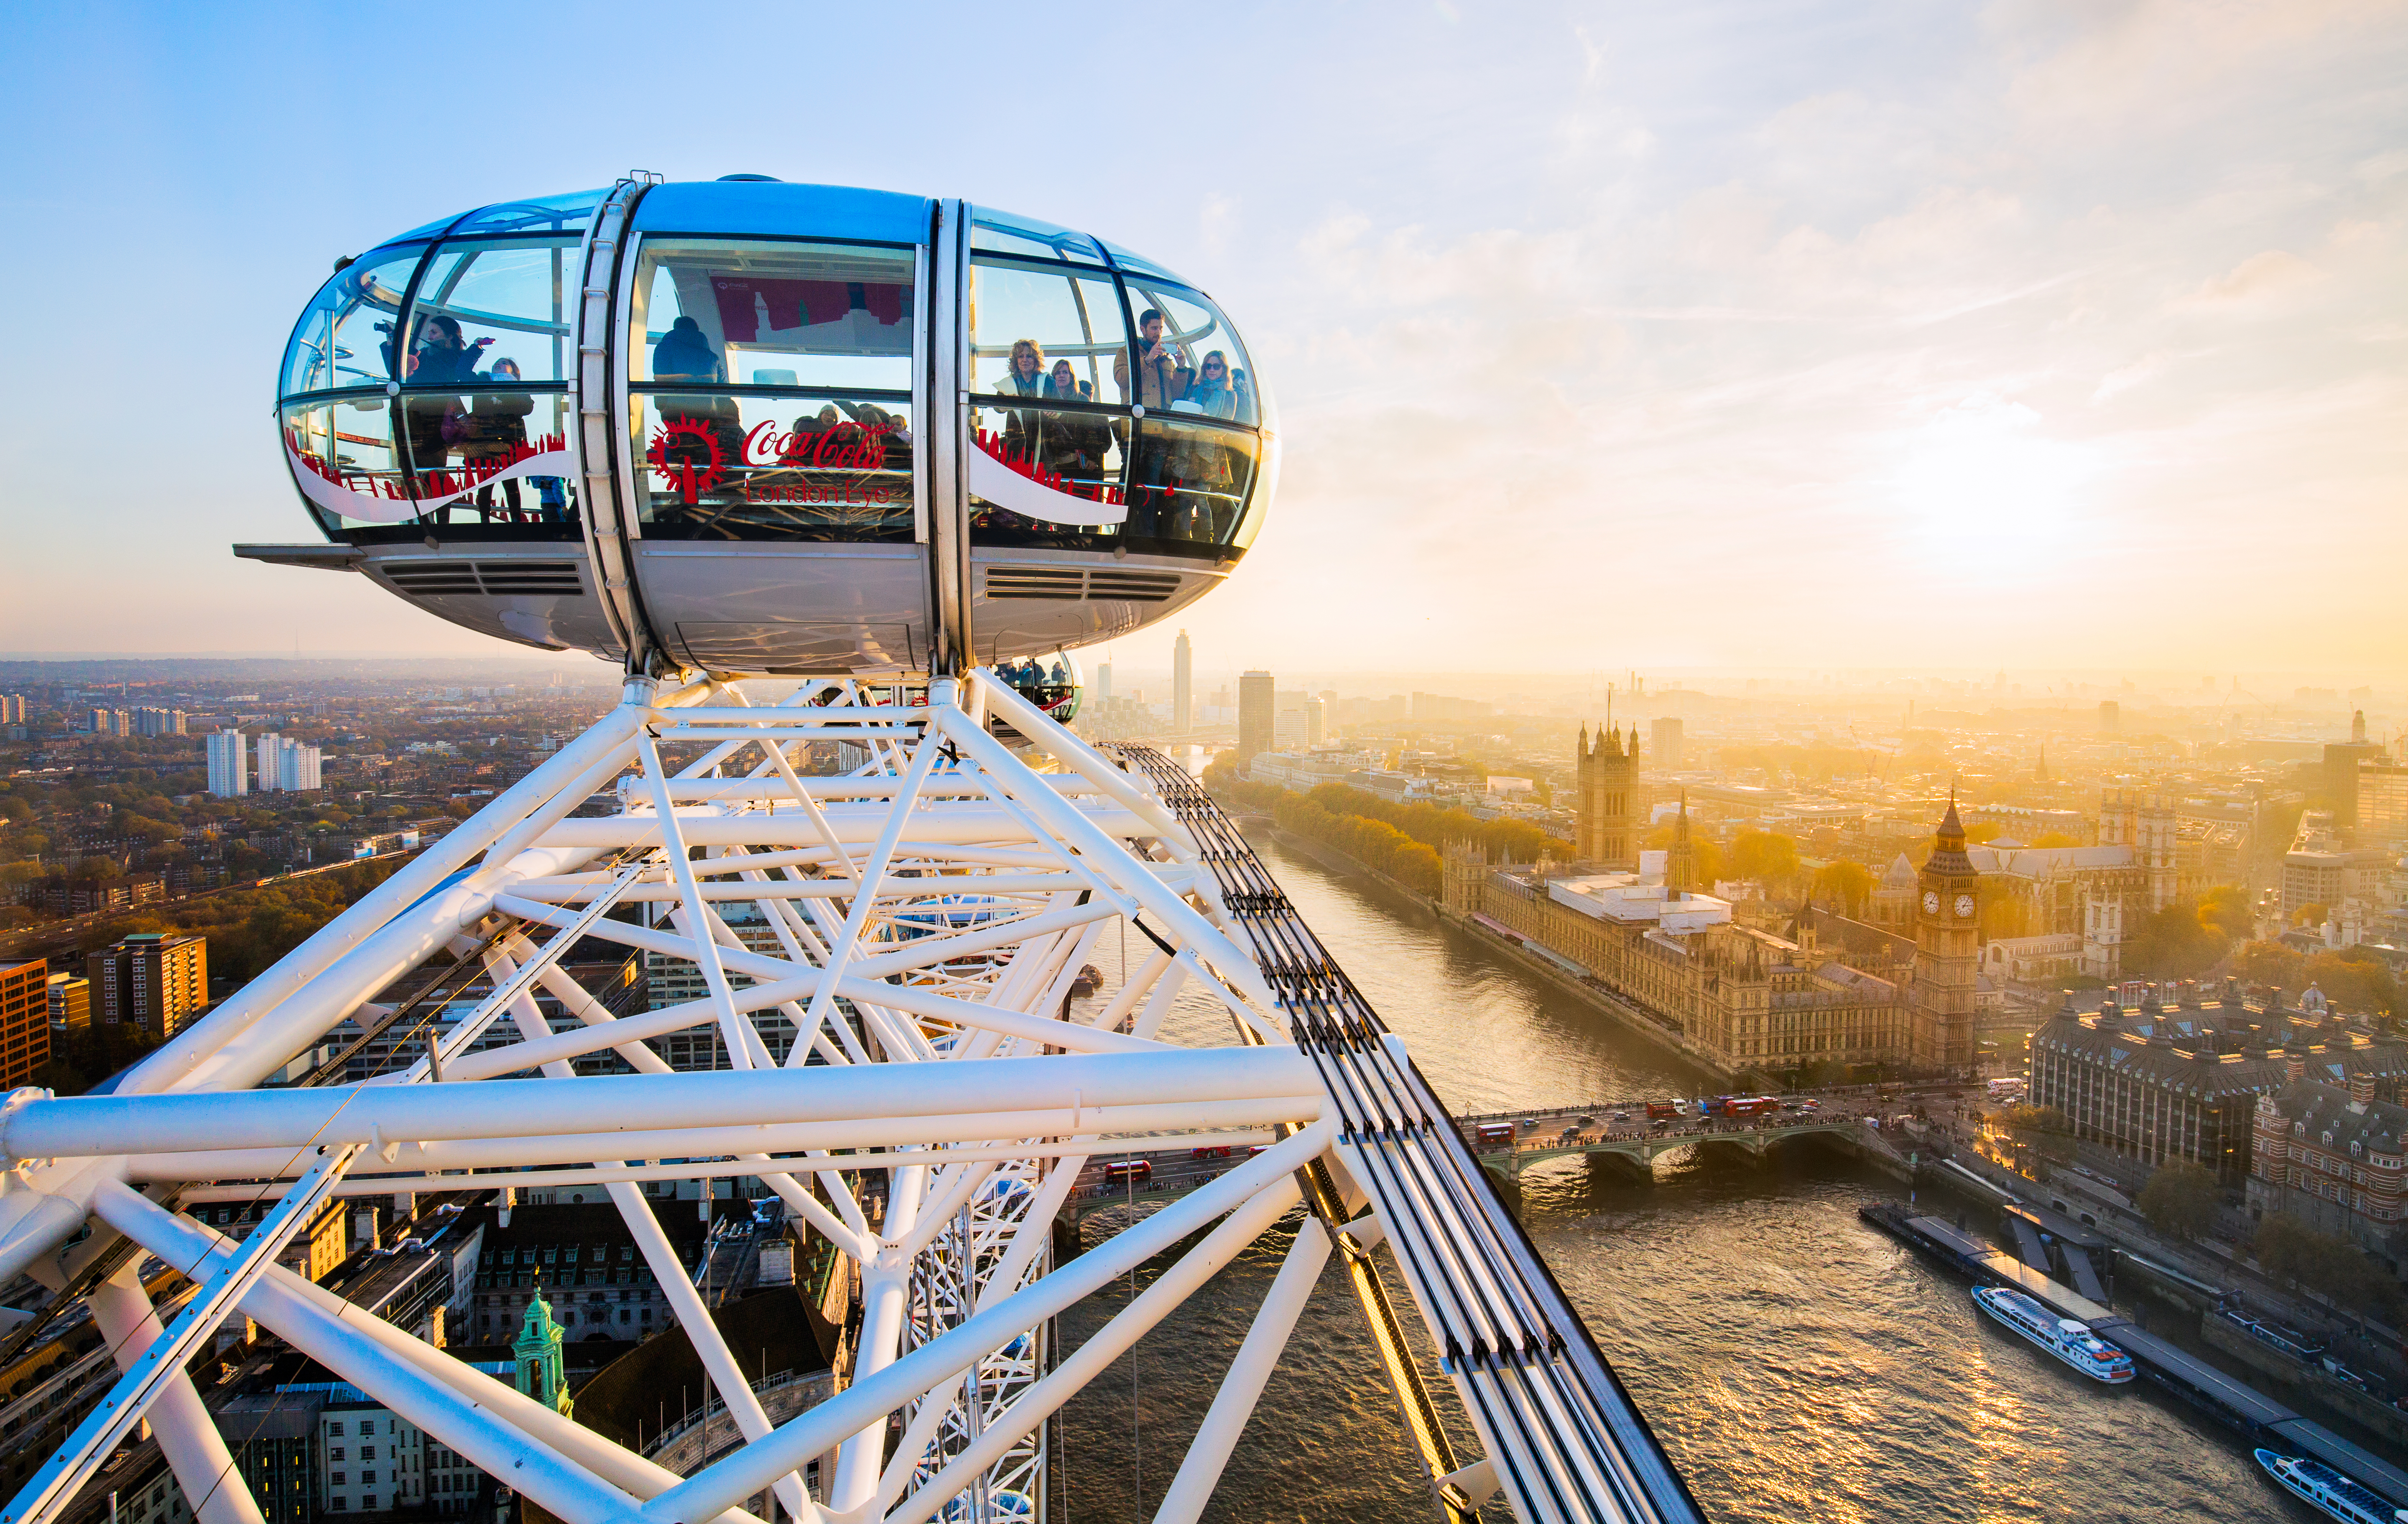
1888, 397, 2097, 581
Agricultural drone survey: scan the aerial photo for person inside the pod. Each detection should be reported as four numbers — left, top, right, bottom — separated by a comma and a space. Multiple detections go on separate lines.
651, 315, 724, 384
1115, 309, 1190, 539
1043, 358, 1111, 495
401, 314, 488, 503
460, 358, 536, 524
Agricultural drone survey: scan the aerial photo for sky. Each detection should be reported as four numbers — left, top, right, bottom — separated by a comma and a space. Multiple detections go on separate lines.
2, 1, 2401, 680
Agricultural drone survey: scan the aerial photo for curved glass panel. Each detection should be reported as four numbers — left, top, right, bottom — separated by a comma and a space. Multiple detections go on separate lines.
281, 245, 423, 395
405, 237, 578, 384
970, 208, 1104, 265
284, 393, 581, 538
1099, 239, 1188, 285
452, 190, 605, 235
968, 398, 1125, 508
633, 392, 913, 541
967, 260, 1127, 405
1128, 416, 1258, 548
1120, 282, 1256, 426
630, 238, 916, 391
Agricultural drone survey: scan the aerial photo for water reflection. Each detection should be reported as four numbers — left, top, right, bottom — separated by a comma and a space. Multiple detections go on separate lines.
1051, 829, 2301, 1524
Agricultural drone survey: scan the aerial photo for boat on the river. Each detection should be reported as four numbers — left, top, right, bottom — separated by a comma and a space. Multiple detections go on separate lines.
1971, 1285, 2134, 1384
2255, 1449, 2407, 1524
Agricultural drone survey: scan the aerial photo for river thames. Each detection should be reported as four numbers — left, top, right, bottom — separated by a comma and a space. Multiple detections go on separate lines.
1053, 825, 2323, 1523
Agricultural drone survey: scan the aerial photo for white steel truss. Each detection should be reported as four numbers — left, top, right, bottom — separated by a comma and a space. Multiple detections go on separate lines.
0, 672, 1701, 1524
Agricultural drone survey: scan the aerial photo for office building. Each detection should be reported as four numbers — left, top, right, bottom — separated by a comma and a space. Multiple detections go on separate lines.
0, 695, 24, 724
88, 932, 209, 1040
45, 971, 88, 1030
1094, 663, 1112, 702
1649, 717, 1684, 770
1237, 670, 1275, 774
1172, 630, 1192, 734
2324, 711, 2386, 831
209, 728, 250, 797
0, 960, 51, 1091
2249, 1080, 2408, 1255
2097, 701, 2120, 731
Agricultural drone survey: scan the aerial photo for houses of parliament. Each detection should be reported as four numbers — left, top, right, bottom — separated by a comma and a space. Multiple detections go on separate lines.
1442, 725, 1980, 1081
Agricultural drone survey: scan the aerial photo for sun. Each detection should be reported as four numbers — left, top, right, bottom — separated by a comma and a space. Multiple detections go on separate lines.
1889, 396, 2098, 581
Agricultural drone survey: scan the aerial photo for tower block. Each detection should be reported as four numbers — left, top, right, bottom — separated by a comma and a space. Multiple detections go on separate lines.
1576, 724, 1641, 868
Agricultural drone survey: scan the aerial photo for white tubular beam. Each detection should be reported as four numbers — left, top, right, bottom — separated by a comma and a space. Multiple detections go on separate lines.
642, 1120, 1333, 1524
118, 1097, 1319, 1183
439, 969, 1162, 1083
795, 724, 946, 1076
931, 710, 1277, 1014
89, 1182, 657, 1524
1152, 1218, 1335, 1524
635, 731, 755, 1065
78, 1267, 264, 1524
8, 1146, 356, 1524
889, 1177, 1304, 1524
120, 698, 655, 1097
606, 1181, 811, 1520
529, 804, 1151, 851
5, 1049, 1317, 1159
1090, 947, 1172, 1032
968, 670, 1191, 847
494, 891, 1123, 988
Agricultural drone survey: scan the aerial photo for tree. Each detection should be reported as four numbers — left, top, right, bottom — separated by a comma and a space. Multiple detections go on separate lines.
2136, 1161, 2220, 1241
2251, 1213, 2400, 1321
2124, 896, 2233, 980
2292, 901, 2331, 929
2304, 950, 2400, 1016
1727, 830, 1800, 886
2031, 831, 2081, 848
73, 855, 122, 882
1811, 860, 1876, 917
2235, 940, 2305, 995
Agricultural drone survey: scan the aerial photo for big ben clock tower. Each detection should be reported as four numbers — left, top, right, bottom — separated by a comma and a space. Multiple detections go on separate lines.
1911, 796, 1982, 1075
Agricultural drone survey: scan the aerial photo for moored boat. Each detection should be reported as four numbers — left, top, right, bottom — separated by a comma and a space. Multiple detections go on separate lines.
2254, 1449, 2406, 1524
1971, 1285, 2134, 1384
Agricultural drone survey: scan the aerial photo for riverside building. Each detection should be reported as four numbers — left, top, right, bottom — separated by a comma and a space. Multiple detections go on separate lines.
2027, 983, 2408, 1185
2249, 1080, 2408, 1255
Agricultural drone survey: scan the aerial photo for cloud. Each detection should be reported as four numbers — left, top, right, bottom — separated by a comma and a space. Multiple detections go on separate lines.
2178, 250, 2325, 309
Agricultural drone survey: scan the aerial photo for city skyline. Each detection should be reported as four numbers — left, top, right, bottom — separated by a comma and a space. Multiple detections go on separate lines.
2, 2, 2400, 674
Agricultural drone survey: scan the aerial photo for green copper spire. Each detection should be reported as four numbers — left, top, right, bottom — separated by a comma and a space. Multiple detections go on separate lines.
514, 1284, 572, 1416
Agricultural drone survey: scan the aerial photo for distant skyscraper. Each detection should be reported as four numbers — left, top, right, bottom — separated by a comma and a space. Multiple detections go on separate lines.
253, 733, 322, 793
2097, 701, 2120, 732
1650, 716, 1684, 770
1172, 631, 1192, 734
1095, 663, 1113, 702
1237, 671, 1275, 774
87, 933, 209, 1040
258, 732, 283, 788
207, 729, 249, 798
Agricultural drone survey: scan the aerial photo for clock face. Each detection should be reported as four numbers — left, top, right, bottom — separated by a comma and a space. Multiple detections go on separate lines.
1922, 890, 1940, 915
1955, 893, 1977, 918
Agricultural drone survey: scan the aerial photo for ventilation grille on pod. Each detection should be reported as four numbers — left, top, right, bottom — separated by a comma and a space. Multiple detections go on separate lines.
983, 567, 1183, 603
385, 561, 587, 597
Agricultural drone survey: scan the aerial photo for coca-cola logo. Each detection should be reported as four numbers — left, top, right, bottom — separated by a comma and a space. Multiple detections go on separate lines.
743, 419, 896, 469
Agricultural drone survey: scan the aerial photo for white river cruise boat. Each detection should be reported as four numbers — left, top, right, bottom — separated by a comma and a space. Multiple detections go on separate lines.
2255, 1449, 2408, 1524
1971, 1285, 2134, 1384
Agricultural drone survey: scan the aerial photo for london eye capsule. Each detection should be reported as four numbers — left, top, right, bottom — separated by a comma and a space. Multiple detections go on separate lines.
244, 178, 1278, 677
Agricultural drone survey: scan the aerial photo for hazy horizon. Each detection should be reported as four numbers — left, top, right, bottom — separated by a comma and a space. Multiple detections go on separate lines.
5, 2, 2399, 677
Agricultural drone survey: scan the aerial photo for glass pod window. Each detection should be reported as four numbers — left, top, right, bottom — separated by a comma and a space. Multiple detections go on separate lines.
632, 392, 913, 542
403, 237, 579, 384
630, 239, 916, 392
282, 245, 423, 395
